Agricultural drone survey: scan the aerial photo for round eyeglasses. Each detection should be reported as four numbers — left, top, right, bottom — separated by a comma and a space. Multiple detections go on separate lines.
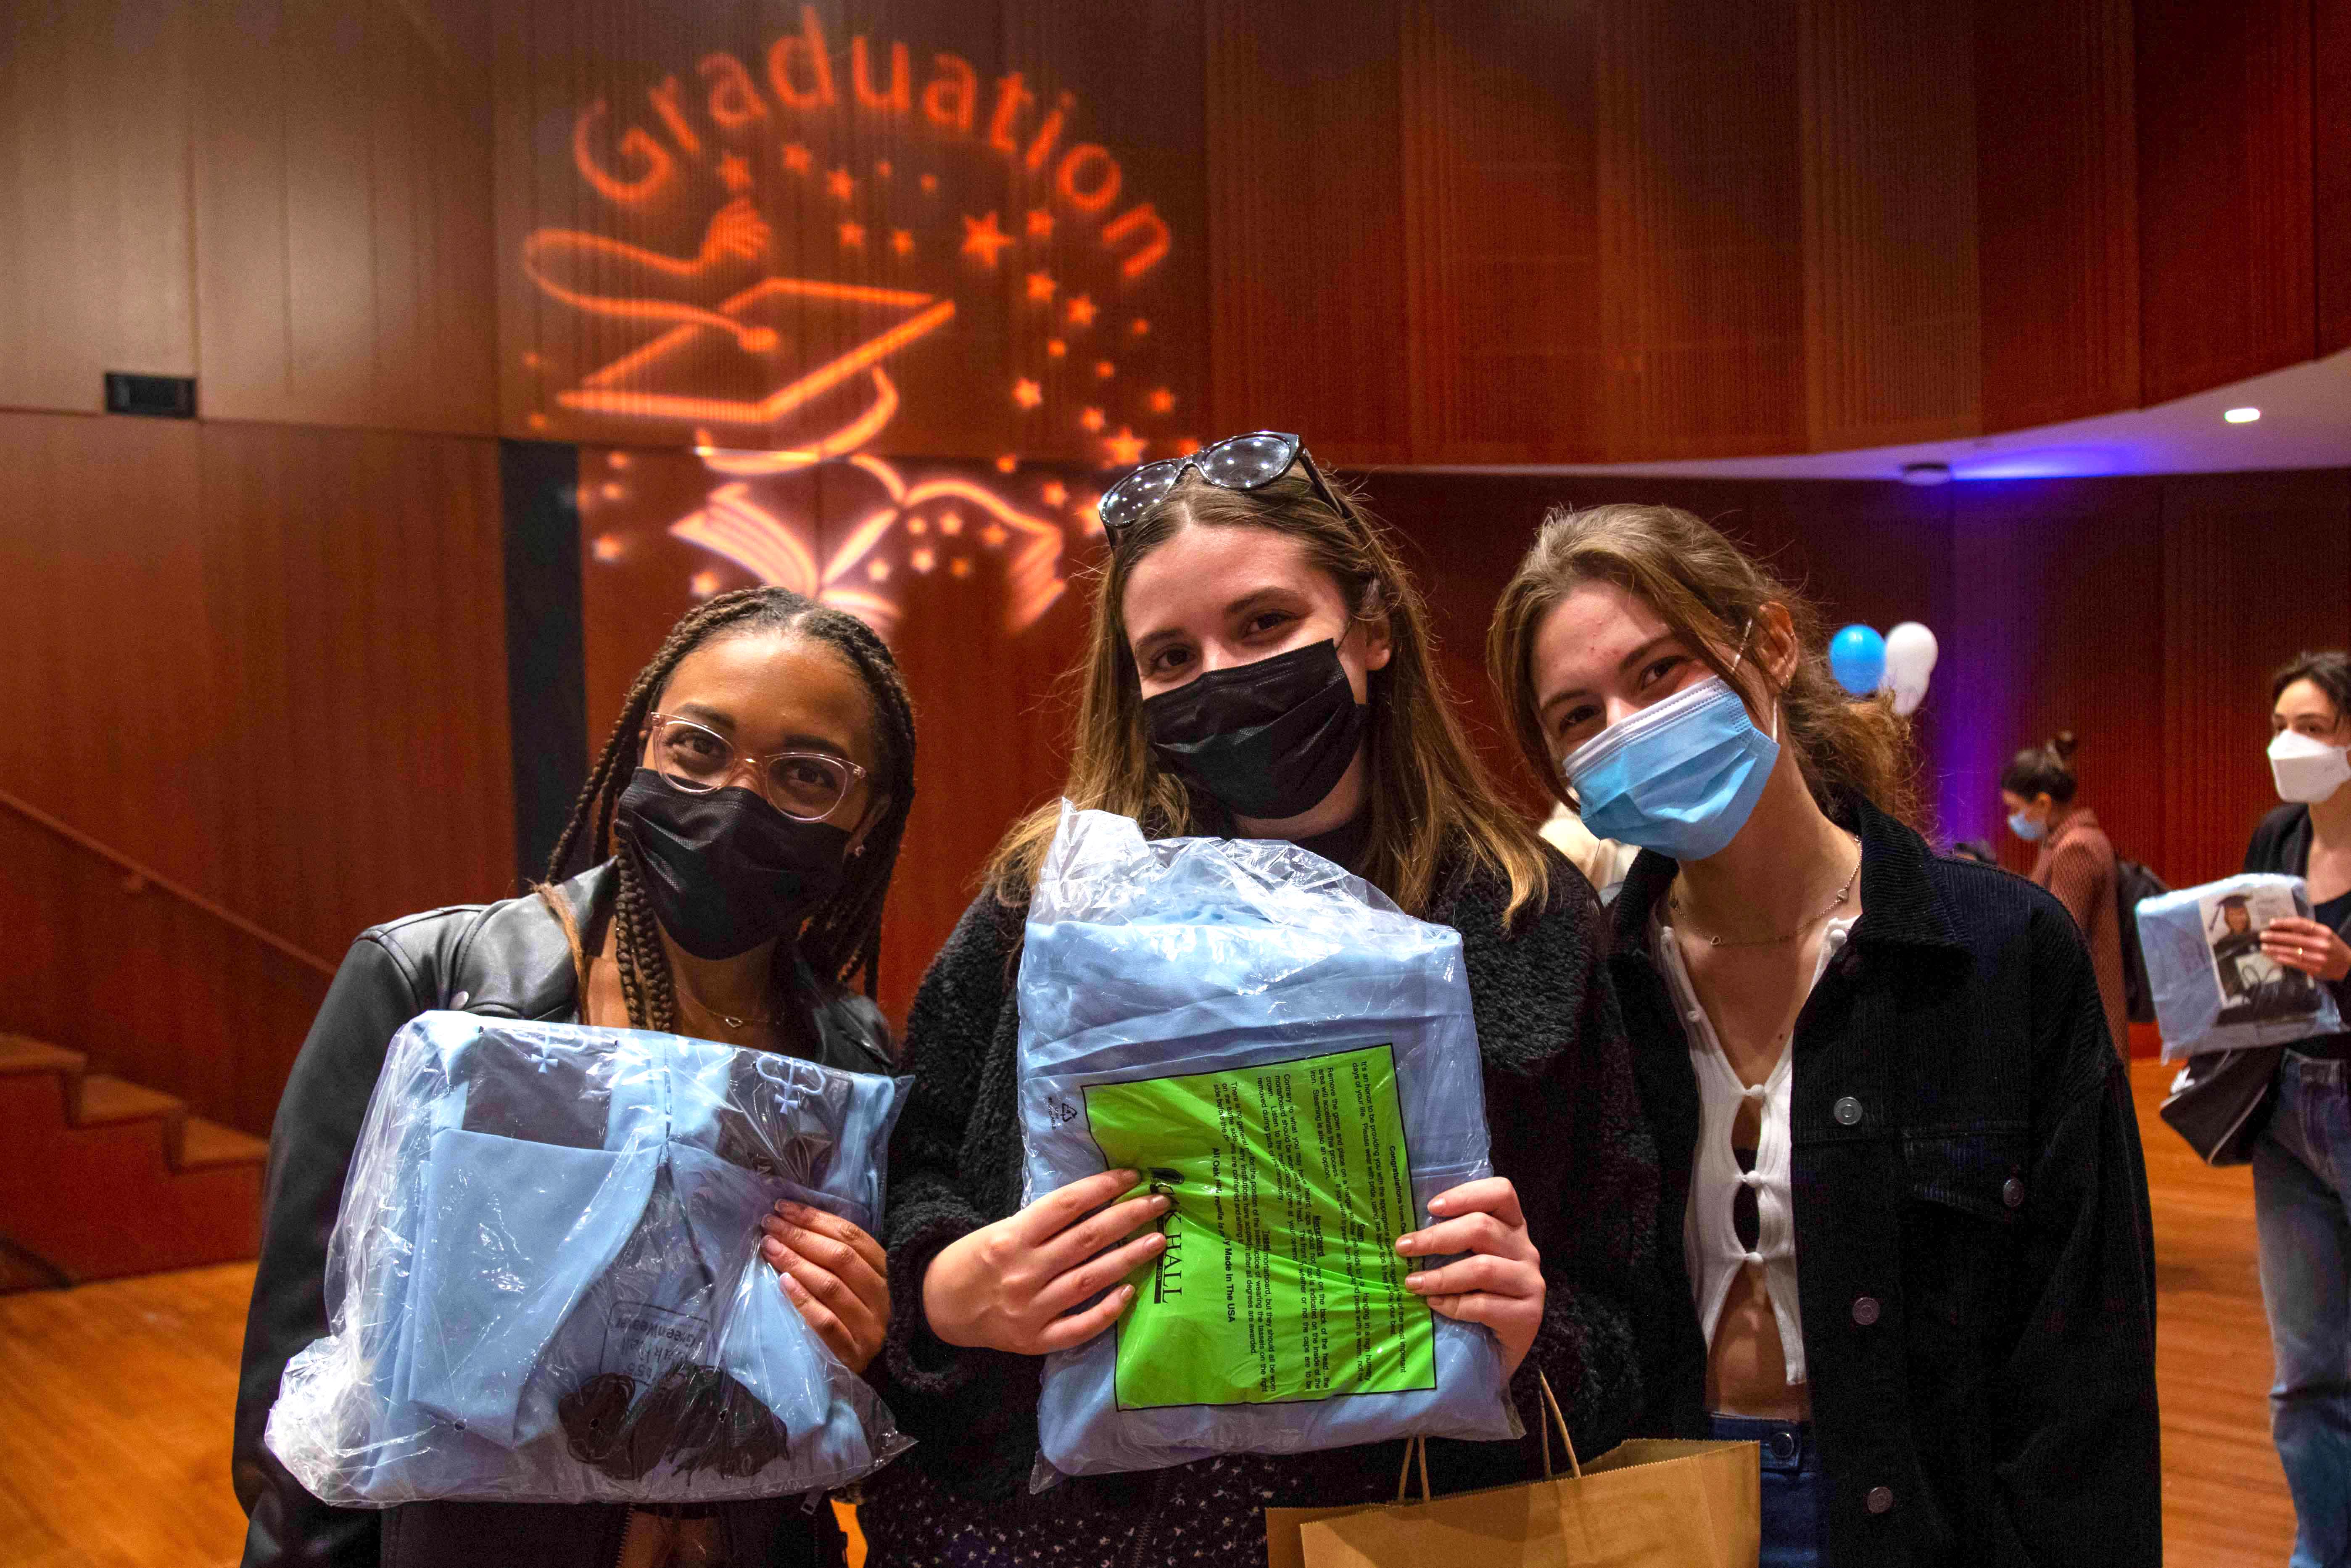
642, 713, 868, 823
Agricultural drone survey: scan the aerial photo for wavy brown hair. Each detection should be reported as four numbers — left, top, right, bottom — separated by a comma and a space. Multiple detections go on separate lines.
984, 467, 1553, 924
1485, 503, 1924, 831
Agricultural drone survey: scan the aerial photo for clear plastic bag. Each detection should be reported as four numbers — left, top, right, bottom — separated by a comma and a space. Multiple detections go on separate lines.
265, 1011, 914, 1505
2137, 874, 2346, 1059
1017, 804, 1518, 1481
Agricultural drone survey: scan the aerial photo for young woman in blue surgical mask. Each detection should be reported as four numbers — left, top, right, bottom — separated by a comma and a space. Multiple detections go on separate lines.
2241, 651, 2351, 1568
1487, 504, 2161, 1568
862, 437, 1654, 1568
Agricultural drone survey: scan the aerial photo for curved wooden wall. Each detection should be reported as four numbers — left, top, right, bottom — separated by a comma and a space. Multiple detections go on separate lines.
5, 0, 2342, 462
1211, 0, 2351, 465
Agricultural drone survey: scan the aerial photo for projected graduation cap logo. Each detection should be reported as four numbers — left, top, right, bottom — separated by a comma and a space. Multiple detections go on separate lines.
529, 225, 956, 436
520, 6, 1195, 470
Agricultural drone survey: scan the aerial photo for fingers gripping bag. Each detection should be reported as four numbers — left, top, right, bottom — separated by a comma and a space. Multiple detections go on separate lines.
2137, 873, 2345, 1059
264, 1012, 914, 1505
1017, 803, 1518, 1480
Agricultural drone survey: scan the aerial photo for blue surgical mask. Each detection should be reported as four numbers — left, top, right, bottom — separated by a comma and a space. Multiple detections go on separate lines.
1560, 675, 1780, 862
2008, 810, 2046, 843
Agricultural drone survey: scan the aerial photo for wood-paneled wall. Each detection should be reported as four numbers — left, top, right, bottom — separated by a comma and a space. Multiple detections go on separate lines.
0, 0, 497, 435
1974, 0, 2141, 432
2322, 0, 2351, 355
1800, 0, 1980, 451
0, 0, 198, 413
0, 409, 513, 1134
9, 0, 2339, 461
1206, 0, 1409, 463
1202, 0, 2346, 465
2135, 0, 2318, 406
193, 0, 498, 432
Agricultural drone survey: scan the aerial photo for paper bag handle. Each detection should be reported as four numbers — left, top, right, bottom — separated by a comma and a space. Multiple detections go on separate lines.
1393, 1432, 1433, 1503
1394, 1369, 1582, 1507
1535, 1368, 1583, 1482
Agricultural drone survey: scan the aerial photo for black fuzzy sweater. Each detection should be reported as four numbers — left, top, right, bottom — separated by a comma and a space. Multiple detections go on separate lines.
868, 849, 1657, 1556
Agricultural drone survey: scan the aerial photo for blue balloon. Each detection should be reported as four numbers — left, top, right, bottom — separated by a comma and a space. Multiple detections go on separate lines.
1829, 624, 1887, 696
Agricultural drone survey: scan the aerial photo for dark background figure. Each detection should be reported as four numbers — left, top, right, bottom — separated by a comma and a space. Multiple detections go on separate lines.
2003, 732, 2130, 1059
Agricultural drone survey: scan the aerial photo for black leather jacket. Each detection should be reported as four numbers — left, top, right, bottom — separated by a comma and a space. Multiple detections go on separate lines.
231, 863, 891, 1568
1613, 800, 2161, 1566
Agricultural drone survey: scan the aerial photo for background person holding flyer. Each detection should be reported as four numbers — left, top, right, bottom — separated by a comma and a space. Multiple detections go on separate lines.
2243, 651, 2351, 1566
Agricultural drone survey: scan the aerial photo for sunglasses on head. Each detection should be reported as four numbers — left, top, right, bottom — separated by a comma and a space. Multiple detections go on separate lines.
1097, 430, 1349, 541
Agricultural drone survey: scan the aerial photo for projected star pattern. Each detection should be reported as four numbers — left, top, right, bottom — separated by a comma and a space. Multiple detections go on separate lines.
529, 14, 1202, 626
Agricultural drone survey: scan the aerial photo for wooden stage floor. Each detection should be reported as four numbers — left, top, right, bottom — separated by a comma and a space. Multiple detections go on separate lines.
0, 1059, 2301, 1566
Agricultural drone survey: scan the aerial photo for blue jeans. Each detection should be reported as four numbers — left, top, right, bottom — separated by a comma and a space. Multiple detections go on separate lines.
2256, 1051, 2351, 1568
1707, 1415, 1823, 1568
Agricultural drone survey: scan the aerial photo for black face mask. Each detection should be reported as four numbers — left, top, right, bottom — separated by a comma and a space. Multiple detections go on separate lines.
1141, 640, 1369, 821
615, 769, 851, 960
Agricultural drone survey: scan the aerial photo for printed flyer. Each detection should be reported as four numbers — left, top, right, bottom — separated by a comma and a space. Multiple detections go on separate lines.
1081, 1043, 1436, 1410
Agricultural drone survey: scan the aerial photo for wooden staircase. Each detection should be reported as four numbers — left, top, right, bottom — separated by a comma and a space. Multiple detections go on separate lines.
0, 1034, 268, 1283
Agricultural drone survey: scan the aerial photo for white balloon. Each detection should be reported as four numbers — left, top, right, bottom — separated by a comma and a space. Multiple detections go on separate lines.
1883, 622, 1939, 717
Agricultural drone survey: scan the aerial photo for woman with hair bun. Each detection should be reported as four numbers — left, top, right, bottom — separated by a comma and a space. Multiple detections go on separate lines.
1487, 503, 2160, 1567
2001, 733, 2129, 1058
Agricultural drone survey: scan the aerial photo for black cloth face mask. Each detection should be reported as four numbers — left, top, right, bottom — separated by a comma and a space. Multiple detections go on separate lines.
1141, 640, 1369, 821
615, 769, 851, 960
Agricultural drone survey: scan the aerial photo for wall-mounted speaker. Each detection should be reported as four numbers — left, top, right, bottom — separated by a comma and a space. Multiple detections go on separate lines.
103, 372, 197, 418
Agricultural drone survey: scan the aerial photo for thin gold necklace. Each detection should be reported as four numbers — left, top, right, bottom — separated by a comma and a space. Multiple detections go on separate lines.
1673, 832, 1862, 948
670, 972, 783, 1032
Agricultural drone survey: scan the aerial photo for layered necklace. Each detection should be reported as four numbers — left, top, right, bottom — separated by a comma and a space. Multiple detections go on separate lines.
1672, 832, 1862, 948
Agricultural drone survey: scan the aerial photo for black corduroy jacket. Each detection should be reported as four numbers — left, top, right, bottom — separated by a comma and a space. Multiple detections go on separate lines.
869, 845, 1657, 1551
1613, 799, 2162, 1567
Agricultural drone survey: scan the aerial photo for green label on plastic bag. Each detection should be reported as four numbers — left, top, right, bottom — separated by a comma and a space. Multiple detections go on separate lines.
1081, 1043, 1435, 1409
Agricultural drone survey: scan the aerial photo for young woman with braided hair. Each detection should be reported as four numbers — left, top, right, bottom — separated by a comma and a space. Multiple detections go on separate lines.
235, 586, 916, 1568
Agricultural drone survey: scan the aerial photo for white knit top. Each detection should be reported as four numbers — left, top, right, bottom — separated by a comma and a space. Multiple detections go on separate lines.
1651, 913, 1856, 1391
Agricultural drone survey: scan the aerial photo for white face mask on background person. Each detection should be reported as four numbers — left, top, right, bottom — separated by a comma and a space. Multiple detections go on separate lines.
2268, 729, 2351, 805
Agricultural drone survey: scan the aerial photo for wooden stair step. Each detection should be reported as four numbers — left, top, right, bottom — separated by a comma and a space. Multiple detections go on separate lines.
178, 1116, 268, 1172
0, 1036, 83, 1077
74, 1074, 183, 1128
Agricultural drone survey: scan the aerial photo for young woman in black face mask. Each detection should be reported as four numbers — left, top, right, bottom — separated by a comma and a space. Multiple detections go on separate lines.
861, 435, 1654, 1568
233, 588, 916, 1568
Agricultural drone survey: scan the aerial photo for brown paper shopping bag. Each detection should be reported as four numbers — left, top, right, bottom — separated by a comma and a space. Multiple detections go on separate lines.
1265, 1374, 1758, 1568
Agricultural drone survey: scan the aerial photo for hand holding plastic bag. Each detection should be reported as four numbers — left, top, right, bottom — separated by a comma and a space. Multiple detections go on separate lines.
1016, 804, 1519, 1479
265, 1012, 914, 1505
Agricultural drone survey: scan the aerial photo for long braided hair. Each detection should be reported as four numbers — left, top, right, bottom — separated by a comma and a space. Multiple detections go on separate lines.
544, 588, 917, 1031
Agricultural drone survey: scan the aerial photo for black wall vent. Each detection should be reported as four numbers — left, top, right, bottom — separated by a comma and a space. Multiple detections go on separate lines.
103, 372, 197, 418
